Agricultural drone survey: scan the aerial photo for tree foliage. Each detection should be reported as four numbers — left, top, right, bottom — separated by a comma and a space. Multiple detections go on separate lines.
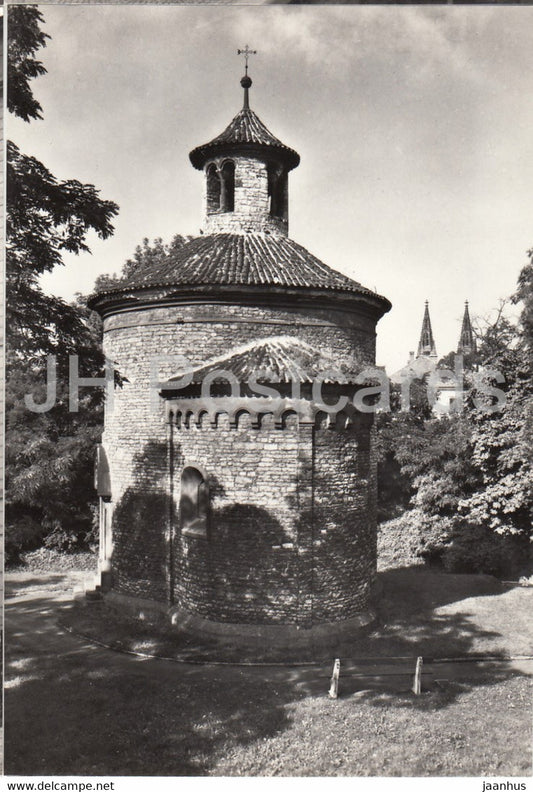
7, 6, 48, 122
94, 234, 194, 292
7, 140, 118, 358
6, 7, 119, 561
377, 258, 533, 577
6, 298, 106, 560
513, 248, 533, 360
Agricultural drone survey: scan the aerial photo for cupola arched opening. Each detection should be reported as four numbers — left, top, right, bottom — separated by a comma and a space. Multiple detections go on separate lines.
206, 164, 221, 214
180, 466, 209, 537
268, 163, 287, 220
220, 160, 235, 212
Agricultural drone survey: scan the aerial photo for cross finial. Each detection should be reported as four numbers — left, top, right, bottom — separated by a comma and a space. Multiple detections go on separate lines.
238, 47, 257, 110
238, 45, 257, 76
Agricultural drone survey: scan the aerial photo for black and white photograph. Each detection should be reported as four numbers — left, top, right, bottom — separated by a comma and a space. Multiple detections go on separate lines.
3, 3, 533, 783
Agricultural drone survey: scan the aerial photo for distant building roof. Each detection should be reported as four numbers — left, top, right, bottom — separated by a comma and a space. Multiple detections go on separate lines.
389, 355, 437, 384
90, 233, 391, 309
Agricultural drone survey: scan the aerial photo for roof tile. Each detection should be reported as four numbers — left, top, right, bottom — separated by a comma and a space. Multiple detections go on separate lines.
93, 233, 389, 307
189, 108, 300, 170
166, 337, 362, 386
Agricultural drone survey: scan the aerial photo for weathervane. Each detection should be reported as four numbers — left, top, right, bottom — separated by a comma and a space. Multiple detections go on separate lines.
237, 46, 257, 76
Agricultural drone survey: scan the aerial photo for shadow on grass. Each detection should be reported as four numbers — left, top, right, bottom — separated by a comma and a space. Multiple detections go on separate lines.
5, 574, 89, 598
6, 589, 301, 775
376, 565, 505, 614
4, 568, 531, 775
348, 565, 510, 660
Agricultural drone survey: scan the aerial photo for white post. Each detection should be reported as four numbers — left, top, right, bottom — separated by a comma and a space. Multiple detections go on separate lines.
412, 656, 423, 695
328, 658, 340, 699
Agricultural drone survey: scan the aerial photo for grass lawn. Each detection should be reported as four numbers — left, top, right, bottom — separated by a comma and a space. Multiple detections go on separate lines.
214, 676, 532, 776
4, 567, 533, 776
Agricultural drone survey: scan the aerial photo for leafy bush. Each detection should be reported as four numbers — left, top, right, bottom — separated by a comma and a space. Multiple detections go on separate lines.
442, 524, 531, 578
5, 513, 43, 566
43, 507, 98, 553
377, 513, 426, 571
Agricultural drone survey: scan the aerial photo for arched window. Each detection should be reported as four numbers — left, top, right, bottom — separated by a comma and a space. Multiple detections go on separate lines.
268, 164, 287, 220
180, 466, 209, 537
220, 161, 235, 212
206, 164, 221, 214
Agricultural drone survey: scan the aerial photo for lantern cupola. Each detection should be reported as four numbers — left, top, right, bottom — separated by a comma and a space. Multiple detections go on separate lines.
189, 60, 300, 238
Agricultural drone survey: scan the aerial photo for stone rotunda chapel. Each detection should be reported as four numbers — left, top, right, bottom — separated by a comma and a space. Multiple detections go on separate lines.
89, 62, 391, 647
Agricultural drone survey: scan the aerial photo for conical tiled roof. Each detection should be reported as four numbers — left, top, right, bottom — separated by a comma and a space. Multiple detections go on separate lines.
90, 233, 390, 310
166, 337, 362, 386
190, 108, 300, 171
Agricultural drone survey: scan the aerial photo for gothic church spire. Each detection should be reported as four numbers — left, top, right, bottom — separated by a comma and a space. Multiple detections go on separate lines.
417, 301, 437, 358
457, 301, 476, 355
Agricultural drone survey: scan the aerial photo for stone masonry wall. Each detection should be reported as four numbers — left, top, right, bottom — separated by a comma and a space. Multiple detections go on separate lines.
312, 415, 377, 621
102, 300, 377, 619
104, 301, 375, 372
171, 412, 302, 624
203, 156, 288, 237
168, 411, 375, 625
